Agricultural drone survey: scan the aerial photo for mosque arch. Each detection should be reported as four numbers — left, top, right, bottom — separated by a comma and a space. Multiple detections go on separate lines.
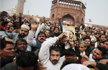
52, 14, 54, 20
62, 14, 75, 25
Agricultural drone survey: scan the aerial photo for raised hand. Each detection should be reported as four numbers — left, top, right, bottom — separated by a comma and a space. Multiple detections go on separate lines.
31, 22, 38, 31
99, 59, 108, 64
80, 54, 89, 60
82, 61, 96, 67
4, 37, 15, 44
58, 32, 67, 39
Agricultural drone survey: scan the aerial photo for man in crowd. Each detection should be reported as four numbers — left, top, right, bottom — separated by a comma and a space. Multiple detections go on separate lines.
5, 24, 30, 42
50, 27, 61, 37
0, 24, 29, 42
0, 39, 15, 68
15, 39, 31, 54
79, 31, 87, 41
27, 23, 46, 51
0, 24, 31, 51
45, 30, 51, 38
0, 51, 38, 70
84, 37, 95, 56
103, 40, 108, 59
39, 33, 66, 70
100, 34, 106, 42
83, 47, 108, 70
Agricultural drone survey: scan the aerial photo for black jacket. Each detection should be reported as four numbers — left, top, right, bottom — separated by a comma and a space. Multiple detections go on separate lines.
96, 63, 108, 70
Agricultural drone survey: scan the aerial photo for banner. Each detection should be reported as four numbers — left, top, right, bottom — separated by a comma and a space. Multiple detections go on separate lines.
63, 26, 75, 38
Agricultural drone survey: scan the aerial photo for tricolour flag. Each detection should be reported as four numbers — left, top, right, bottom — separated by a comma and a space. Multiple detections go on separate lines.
89, 19, 92, 22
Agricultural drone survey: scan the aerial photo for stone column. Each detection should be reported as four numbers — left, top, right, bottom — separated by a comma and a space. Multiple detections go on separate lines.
16, 0, 26, 14
57, 0, 59, 3
80, 2, 82, 8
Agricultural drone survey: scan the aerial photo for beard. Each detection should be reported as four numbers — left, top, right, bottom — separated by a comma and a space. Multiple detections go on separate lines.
19, 47, 26, 51
19, 33, 26, 38
55, 33, 59, 36
51, 59, 58, 65
16, 49, 26, 54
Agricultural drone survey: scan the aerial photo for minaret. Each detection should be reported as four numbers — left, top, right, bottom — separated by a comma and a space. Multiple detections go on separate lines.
27, 10, 29, 15
16, 0, 26, 14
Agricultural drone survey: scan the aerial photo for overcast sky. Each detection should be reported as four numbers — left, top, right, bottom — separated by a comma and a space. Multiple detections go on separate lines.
0, 0, 108, 26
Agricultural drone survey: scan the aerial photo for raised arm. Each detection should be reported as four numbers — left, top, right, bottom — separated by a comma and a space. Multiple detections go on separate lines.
35, 17, 46, 39
27, 22, 38, 46
0, 31, 7, 39
59, 20, 63, 32
39, 32, 66, 65
0, 31, 15, 43
83, 61, 108, 70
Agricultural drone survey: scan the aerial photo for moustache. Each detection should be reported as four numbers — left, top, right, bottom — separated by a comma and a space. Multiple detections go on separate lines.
20, 46, 26, 49
20, 33, 25, 35
19, 33, 25, 36
40, 38, 44, 40
52, 59, 58, 62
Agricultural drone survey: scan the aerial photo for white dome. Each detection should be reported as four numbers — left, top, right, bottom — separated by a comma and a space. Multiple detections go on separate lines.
6, 11, 13, 16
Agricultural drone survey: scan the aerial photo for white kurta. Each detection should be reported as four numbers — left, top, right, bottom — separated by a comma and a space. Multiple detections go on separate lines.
39, 37, 65, 70
62, 64, 90, 70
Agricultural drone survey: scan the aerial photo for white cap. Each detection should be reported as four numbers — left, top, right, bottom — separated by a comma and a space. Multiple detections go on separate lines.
62, 64, 90, 70
8, 22, 13, 24
21, 24, 30, 30
35, 18, 40, 22
91, 37, 96, 42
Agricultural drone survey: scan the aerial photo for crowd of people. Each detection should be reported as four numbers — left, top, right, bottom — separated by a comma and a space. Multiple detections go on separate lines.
0, 13, 108, 70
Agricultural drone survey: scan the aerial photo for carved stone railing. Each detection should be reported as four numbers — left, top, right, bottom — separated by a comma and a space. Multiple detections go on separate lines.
51, 3, 85, 14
